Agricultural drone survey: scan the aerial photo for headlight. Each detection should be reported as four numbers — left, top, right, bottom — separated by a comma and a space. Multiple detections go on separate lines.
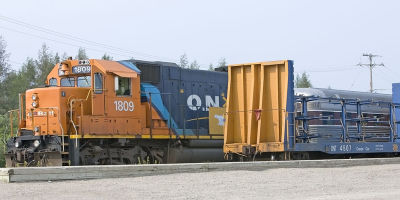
32, 101, 38, 108
33, 140, 40, 148
15, 141, 20, 148
32, 94, 38, 101
34, 126, 40, 133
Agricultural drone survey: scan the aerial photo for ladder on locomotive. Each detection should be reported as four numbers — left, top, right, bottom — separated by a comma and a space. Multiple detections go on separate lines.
61, 136, 70, 166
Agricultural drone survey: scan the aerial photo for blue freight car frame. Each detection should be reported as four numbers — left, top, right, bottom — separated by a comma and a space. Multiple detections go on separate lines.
285, 84, 400, 155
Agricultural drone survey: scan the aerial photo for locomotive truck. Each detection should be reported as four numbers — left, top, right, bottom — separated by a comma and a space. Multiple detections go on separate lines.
5, 58, 400, 167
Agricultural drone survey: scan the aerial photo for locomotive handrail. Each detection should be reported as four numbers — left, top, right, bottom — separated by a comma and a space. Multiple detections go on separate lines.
67, 89, 92, 107
69, 89, 92, 148
85, 89, 92, 100
7, 109, 20, 137
18, 93, 25, 123
70, 99, 79, 148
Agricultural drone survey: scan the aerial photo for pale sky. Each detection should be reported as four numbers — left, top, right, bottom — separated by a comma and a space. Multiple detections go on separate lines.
0, 0, 399, 93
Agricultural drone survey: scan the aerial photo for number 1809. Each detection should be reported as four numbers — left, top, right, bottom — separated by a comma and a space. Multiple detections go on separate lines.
114, 101, 134, 111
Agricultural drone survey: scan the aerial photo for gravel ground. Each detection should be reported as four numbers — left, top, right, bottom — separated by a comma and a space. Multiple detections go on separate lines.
1, 164, 399, 200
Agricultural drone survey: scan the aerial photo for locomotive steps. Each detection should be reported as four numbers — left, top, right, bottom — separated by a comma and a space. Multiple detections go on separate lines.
1, 157, 400, 183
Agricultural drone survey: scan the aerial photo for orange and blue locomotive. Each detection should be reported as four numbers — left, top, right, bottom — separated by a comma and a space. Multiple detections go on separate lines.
5, 58, 227, 166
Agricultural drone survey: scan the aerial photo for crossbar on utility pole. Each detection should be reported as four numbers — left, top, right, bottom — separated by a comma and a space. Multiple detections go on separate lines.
358, 53, 384, 93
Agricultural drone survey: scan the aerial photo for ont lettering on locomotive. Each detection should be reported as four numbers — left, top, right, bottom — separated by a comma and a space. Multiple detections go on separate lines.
186, 94, 220, 111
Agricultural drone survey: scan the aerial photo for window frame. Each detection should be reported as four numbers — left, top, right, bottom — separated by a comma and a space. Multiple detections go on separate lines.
77, 75, 92, 88
60, 77, 75, 87
49, 78, 58, 87
94, 73, 103, 94
114, 76, 131, 96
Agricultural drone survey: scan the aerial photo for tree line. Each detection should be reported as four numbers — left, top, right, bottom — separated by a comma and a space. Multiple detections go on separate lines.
179, 52, 313, 88
179, 53, 227, 70
295, 72, 312, 88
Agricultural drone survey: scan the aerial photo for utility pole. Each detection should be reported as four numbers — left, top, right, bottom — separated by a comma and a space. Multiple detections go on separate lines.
358, 53, 384, 93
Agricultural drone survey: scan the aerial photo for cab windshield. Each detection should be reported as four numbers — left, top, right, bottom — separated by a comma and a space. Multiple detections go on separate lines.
77, 76, 92, 87
60, 77, 75, 87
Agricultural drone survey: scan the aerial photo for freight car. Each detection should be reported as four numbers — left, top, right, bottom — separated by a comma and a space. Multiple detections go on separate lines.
4, 58, 227, 167
224, 60, 400, 160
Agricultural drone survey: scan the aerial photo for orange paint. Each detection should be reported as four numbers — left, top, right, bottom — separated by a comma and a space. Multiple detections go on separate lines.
21, 59, 170, 138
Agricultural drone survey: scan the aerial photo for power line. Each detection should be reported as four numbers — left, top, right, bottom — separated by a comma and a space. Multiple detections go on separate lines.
349, 68, 364, 90
357, 53, 384, 93
305, 68, 358, 73
382, 64, 400, 78
0, 25, 134, 58
0, 14, 178, 62
0, 14, 164, 60
0, 22, 210, 69
294, 65, 359, 73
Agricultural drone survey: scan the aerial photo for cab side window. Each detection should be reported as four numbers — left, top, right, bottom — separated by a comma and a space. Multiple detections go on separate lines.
94, 73, 103, 94
49, 78, 57, 87
115, 76, 131, 96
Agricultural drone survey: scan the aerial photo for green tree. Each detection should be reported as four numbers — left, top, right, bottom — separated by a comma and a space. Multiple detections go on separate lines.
35, 44, 57, 86
0, 36, 11, 167
179, 53, 188, 68
295, 72, 313, 88
54, 53, 61, 64
0, 36, 11, 114
0, 44, 57, 113
1, 59, 37, 113
0, 36, 10, 82
60, 52, 69, 61
20, 58, 37, 88
189, 60, 200, 70
0, 114, 10, 167
75, 47, 88, 60
217, 58, 226, 68
0, 42, 60, 167
208, 63, 214, 71
101, 53, 113, 60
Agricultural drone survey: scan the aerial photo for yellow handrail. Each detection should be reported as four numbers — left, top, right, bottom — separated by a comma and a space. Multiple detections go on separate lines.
69, 89, 92, 148
8, 109, 19, 137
